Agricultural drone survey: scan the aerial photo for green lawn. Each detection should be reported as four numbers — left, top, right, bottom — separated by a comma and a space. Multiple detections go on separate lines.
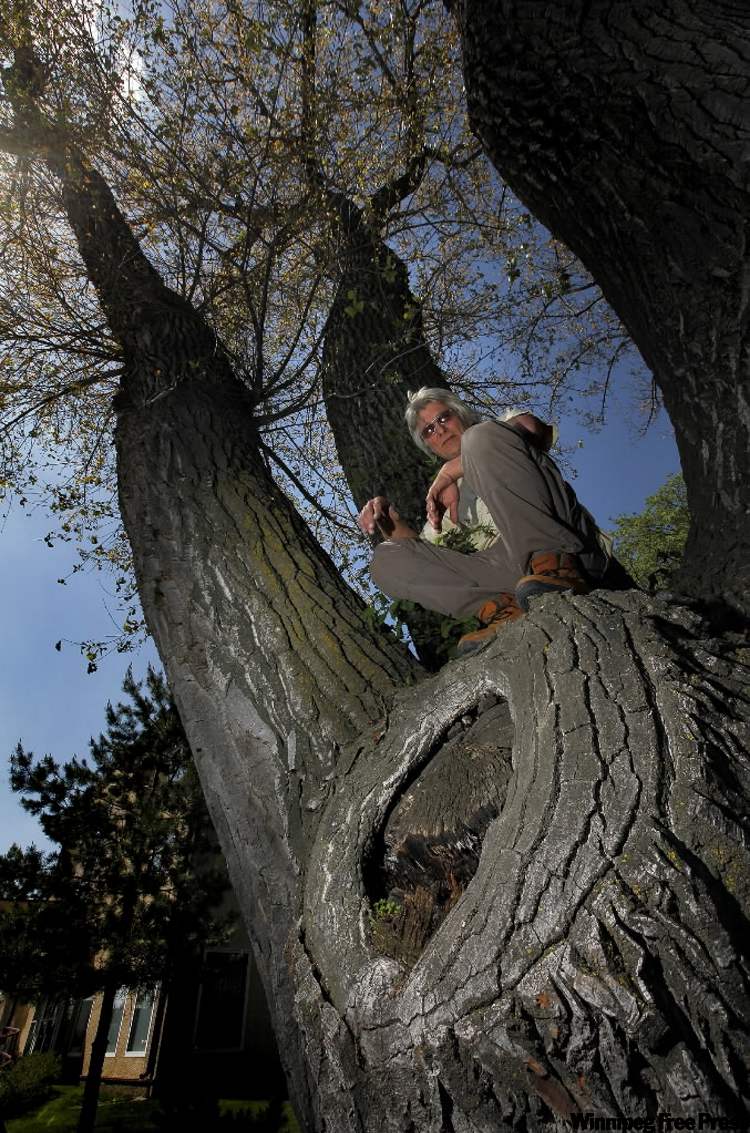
5, 1086, 300, 1133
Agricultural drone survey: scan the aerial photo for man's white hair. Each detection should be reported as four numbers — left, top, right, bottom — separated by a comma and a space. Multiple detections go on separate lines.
405, 387, 482, 454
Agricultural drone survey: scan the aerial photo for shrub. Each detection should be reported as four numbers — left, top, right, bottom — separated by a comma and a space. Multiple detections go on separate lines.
0, 1051, 61, 1117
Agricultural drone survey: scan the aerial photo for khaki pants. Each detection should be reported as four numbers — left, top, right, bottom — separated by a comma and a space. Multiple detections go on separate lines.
371, 421, 607, 619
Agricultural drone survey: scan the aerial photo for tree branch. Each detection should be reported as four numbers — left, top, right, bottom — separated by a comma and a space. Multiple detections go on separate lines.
0, 370, 122, 435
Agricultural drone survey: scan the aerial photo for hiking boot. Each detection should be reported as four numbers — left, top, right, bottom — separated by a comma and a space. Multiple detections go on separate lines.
457, 593, 525, 655
515, 552, 591, 611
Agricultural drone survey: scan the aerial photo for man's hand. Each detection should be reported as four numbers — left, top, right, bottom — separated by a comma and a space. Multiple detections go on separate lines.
358, 497, 417, 540
426, 457, 462, 531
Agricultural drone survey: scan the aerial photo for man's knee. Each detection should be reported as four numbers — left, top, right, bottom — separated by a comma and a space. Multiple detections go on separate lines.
462, 419, 519, 463
371, 539, 416, 596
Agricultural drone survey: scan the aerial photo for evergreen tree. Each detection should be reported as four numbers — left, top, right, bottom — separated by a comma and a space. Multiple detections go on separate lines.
0, 668, 227, 1133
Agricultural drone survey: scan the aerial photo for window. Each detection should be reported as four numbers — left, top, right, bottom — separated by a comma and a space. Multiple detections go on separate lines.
67, 998, 93, 1056
193, 951, 249, 1052
26, 998, 66, 1054
126, 991, 155, 1056
105, 989, 127, 1056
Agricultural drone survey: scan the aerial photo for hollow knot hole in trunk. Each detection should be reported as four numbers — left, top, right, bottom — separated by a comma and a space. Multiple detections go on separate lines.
365, 694, 514, 966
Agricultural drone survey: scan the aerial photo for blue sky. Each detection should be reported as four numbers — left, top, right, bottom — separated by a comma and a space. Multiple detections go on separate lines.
1, 504, 159, 852
0, 393, 681, 854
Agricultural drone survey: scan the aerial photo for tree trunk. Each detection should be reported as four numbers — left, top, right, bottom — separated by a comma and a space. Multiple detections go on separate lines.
320, 194, 456, 668
455, 0, 750, 619
77, 977, 117, 1133
30, 140, 417, 1124
114, 351, 418, 1120
294, 590, 750, 1129
321, 194, 444, 532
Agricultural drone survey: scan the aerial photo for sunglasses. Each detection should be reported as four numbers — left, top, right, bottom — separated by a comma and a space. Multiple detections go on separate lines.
420, 408, 455, 441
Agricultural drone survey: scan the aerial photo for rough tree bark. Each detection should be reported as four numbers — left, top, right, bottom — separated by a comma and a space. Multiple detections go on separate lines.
321, 191, 443, 532
31, 142, 750, 1132
301, 591, 750, 1129
320, 191, 455, 669
3, 21, 749, 1131
17, 136, 415, 1122
456, 0, 750, 619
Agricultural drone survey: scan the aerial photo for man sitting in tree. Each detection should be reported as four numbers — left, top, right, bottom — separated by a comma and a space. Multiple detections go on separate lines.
358, 387, 629, 655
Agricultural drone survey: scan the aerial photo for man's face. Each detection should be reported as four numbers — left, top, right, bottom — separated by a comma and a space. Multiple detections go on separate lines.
417, 401, 465, 460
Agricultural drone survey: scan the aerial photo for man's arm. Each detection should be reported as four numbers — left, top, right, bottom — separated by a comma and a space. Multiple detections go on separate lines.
425, 456, 462, 531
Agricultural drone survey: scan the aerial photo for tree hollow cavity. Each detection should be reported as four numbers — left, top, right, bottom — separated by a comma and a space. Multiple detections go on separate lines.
365, 694, 515, 965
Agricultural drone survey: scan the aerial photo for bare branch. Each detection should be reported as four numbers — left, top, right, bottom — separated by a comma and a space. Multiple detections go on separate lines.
1, 370, 121, 435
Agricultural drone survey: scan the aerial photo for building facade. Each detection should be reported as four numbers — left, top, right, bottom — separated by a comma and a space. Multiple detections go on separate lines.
0, 918, 285, 1100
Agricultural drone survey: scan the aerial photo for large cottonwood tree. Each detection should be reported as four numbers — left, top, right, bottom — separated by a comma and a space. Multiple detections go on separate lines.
1, 3, 749, 1131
